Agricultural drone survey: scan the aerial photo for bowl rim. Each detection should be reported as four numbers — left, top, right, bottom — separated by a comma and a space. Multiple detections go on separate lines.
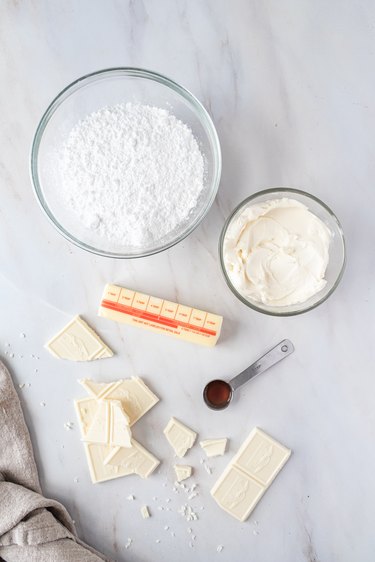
30, 67, 222, 259
219, 187, 346, 316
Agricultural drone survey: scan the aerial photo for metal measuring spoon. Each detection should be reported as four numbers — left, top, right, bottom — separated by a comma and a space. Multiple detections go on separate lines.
203, 339, 294, 410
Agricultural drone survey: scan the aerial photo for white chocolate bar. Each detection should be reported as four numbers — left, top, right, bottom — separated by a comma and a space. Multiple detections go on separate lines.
46, 315, 113, 361
164, 417, 197, 458
211, 428, 291, 521
98, 283, 223, 347
233, 427, 291, 487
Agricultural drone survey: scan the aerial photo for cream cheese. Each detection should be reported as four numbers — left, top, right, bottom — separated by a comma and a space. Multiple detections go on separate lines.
223, 198, 332, 306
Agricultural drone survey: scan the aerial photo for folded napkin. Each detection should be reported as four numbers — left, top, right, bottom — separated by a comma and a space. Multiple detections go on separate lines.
0, 360, 112, 562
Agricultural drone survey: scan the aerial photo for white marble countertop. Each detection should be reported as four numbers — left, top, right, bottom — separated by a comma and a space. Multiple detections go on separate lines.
1, 1, 375, 560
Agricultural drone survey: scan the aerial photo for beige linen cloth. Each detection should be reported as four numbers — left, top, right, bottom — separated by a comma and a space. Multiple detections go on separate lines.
0, 360, 112, 562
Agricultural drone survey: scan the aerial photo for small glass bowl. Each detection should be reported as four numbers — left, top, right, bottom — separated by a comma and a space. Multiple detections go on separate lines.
219, 188, 346, 316
30, 68, 221, 258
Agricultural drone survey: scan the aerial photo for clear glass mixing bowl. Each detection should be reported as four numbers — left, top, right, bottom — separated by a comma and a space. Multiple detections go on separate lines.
31, 68, 221, 258
219, 188, 346, 316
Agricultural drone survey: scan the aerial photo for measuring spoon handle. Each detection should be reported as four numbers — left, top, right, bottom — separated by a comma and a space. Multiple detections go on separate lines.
229, 339, 294, 391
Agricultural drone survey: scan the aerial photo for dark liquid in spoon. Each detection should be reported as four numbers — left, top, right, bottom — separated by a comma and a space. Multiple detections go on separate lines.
204, 379, 231, 408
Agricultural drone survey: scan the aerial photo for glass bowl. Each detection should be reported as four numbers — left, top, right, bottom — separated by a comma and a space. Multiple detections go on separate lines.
30, 68, 221, 258
219, 188, 346, 316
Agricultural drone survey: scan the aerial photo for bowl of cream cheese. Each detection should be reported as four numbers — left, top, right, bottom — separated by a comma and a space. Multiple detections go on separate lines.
219, 188, 346, 316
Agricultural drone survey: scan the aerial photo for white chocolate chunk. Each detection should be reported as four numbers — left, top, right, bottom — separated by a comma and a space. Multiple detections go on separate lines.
110, 400, 132, 448
98, 283, 223, 347
104, 440, 160, 478
98, 377, 159, 426
74, 397, 99, 439
174, 464, 192, 482
200, 438, 228, 458
78, 379, 120, 398
141, 505, 150, 519
211, 428, 291, 521
84, 442, 131, 483
164, 418, 197, 458
85, 400, 110, 444
83, 399, 132, 448
45, 316, 113, 361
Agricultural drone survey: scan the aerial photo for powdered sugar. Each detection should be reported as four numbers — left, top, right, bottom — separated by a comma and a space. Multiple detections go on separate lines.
59, 103, 205, 247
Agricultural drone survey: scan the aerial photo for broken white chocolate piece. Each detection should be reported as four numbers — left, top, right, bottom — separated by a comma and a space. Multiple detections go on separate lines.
78, 378, 120, 398
104, 439, 160, 479
163, 418, 197, 458
109, 400, 132, 448
141, 505, 150, 519
174, 464, 193, 482
211, 428, 291, 521
200, 438, 228, 458
45, 316, 113, 361
85, 400, 110, 444
98, 377, 159, 426
74, 397, 99, 439
83, 399, 132, 448
84, 442, 131, 484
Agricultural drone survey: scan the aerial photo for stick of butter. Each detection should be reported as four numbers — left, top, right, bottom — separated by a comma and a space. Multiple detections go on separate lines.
98, 283, 223, 347
46, 315, 113, 361
211, 428, 291, 522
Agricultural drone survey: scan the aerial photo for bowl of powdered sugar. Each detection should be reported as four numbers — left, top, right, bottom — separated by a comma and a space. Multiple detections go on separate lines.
31, 68, 221, 258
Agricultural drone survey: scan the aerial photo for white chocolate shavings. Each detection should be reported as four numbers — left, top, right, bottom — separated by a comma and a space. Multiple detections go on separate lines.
73, 477, 79, 483
20, 333, 26, 338
203, 463, 212, 475
140, 506, 150, 519
125, 538, 132, 549
127, 494, 135, 500
64, 422, 74, 430
178, 504, 198, 522
217, 545, 224, 553
40, 401, 46, 407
